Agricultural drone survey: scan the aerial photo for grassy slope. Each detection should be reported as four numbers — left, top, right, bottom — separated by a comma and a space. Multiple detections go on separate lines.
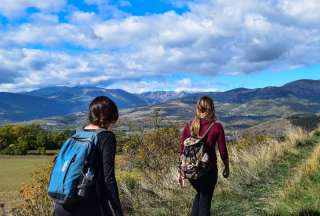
213, 132, 320, 216
270, 133, 320, 215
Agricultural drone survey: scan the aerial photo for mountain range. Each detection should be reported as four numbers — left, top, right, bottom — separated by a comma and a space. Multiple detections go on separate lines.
1, 79, 320, 131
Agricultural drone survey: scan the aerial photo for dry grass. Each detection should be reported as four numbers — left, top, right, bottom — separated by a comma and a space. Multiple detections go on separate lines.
270, 133, 320, 215
216, 126, 311, 195
285, 126, 315, 147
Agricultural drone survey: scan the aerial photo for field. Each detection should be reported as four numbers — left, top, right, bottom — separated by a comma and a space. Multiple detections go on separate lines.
0, 155, 53, 211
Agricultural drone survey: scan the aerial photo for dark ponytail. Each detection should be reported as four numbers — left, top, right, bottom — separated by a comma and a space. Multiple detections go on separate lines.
88, 96, 119, 129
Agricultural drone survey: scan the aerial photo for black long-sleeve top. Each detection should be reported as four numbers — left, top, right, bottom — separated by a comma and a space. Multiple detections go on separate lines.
54, 130, 123, 216
95, 130, 123, 215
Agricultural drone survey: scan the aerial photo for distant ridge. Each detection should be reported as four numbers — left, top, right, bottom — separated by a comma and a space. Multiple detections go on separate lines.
0, 79, 320, 123
27, 86, 147, 109
0, 92, 70, 122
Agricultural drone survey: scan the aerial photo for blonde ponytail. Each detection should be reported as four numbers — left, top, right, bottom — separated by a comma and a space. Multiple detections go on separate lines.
190, 96, 216, 137
191, 113, 201, 137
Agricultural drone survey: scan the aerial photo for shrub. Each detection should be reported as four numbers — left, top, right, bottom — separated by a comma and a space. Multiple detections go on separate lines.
117, 111, 193, 215
117, 170, 141, 191
12, 164, 53, 216
122, 109, 180, 180
37, 147, 47, 155
1, 143, 28, 155
231, 132, 270, 150
312, 130, 320, 138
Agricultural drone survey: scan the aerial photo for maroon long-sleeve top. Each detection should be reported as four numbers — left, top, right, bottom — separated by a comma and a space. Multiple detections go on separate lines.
180, 119, 229, 170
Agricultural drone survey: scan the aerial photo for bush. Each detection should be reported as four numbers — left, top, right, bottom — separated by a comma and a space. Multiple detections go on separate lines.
117, 171, 141, 190
1, 143, 28, 155
312, 130, 320, 137
122, 109, 180, 180
37, 147, 47, 155
231, 132, 270, 150
117, 111, 193, 215
12, 164, 53, 216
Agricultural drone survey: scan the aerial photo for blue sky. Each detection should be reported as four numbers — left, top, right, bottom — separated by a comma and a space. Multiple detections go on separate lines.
0, 0, 319, 93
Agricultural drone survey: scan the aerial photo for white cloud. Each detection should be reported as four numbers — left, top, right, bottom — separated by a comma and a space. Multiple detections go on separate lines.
0, 48, 152, 92
2, 22, 99, 48
106, 78, 219, 93
107, 80, 164, 93
279, 0, 320, 23
93, 16, 150, 47
0, 0, 66, 18
175, 78, 218, 92
178, 78, 192, 86
244, 14, 271, 33
0, 0, 319, 92
84, 0, 128, 18
70, 11, 99, 25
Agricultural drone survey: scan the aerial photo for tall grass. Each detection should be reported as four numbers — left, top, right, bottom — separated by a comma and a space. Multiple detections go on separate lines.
270, 130, 320, 215
217, 127, 312, 195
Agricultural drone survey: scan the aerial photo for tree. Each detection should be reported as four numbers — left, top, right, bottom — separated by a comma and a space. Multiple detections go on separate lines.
36, 131, 48, 154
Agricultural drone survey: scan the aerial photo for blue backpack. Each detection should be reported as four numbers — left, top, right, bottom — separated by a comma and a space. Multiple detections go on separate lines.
48, 129, 106, 205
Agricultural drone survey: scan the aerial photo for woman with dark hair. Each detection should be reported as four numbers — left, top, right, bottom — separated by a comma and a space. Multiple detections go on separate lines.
54, 96, 123, 216
179, 96, 229, 216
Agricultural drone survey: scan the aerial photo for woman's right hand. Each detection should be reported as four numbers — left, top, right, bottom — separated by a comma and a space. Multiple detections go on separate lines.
222, 166, 230, 178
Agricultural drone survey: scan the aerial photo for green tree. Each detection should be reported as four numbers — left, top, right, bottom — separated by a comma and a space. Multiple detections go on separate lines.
0, 126, 14, 150
36, 131, 48, 154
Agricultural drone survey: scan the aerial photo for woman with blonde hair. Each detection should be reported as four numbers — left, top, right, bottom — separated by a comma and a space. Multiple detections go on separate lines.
179, 96, 229, 216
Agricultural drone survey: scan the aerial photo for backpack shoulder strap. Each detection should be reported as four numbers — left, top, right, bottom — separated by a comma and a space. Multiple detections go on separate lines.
86, 128, 109, 171
73, 128, 108, 142
199, 121, 215, 140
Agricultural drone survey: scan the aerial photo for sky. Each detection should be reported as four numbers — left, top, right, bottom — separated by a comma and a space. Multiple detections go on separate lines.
0, 0, 319, 93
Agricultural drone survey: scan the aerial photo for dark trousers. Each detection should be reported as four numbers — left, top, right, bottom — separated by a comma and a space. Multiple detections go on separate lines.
189, 170, 218, 216
53, 203, 100, 216
53, 197, 102, 216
